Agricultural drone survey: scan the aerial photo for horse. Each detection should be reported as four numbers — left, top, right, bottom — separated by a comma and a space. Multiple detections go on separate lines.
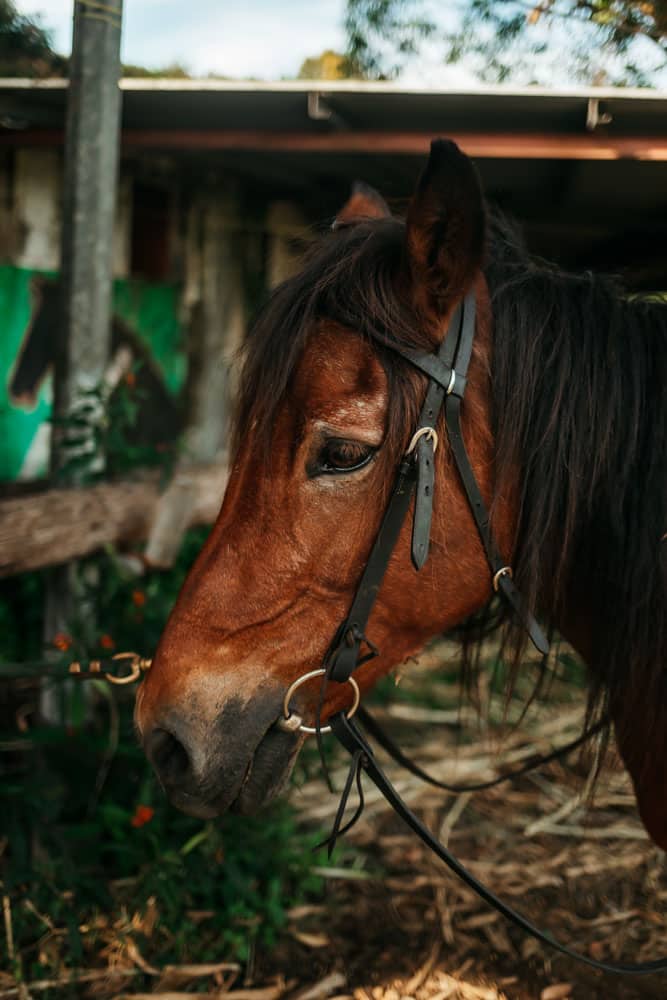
135, 139, 667, 854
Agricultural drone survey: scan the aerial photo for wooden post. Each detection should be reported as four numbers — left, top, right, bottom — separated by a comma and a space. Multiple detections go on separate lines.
53, 0, 124, 476
43, 1, 123, 718
0, 464, 229, 578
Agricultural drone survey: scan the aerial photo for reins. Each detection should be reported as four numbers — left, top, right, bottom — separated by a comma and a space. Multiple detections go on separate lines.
355, 704, 607, 795
330, 712, 667, 977
279, 290, 667, 977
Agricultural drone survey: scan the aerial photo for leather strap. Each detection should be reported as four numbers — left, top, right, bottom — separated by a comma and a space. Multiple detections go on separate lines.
357, 705, 607, 794
412, 435, 436, 569
445, 390, 549, 655
327, 290, 548, 684
327, 303, 464, 681
409, 301, 462, 568
327, 457, 417, 683
331, 712, 667, 976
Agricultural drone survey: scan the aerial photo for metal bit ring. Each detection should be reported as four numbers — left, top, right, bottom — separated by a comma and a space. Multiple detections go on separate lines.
280, 667, 360, 735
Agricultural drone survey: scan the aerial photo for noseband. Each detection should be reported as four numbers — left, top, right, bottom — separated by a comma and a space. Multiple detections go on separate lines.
280, 290, 667, 977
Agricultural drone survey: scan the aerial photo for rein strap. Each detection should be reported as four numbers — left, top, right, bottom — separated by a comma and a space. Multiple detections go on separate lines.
331, 712, 667, 976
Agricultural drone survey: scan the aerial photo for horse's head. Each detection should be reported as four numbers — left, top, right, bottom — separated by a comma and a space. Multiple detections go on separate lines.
135, 140, 513, 817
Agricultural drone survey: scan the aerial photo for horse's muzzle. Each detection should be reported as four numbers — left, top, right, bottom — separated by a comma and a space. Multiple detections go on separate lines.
140, 690, 302, 817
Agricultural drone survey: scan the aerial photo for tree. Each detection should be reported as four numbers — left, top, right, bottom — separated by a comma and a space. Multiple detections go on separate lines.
298, 49, 360, 80
344, 0, 667, 85
122, 62, 192, 79
0, 0, 66, 77
345, 0, 436, 79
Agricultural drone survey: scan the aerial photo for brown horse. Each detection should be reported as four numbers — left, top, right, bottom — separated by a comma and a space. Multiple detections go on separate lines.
136, 140, 667, 852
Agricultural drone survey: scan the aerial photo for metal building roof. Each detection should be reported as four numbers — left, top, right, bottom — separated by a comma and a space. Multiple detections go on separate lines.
1, 79, 665, 285
1, 78, 666, 155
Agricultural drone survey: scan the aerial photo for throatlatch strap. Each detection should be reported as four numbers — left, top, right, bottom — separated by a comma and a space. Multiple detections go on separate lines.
331, 712, 667, 977
445, 390, 549, 655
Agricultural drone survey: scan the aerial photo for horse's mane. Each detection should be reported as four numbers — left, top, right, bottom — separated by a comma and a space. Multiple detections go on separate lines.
234, 213, 667, 746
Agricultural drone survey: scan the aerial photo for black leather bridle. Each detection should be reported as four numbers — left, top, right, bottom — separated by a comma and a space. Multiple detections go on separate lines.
281, 290, 667, 976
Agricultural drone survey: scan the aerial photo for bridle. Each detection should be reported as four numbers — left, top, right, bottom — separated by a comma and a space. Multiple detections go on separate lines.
279, 289, 667, 977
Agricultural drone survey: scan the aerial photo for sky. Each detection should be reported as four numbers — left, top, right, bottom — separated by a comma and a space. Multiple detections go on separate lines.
19, 0, 350, 78
15, 0, 478, 85
14, 0, 667, 88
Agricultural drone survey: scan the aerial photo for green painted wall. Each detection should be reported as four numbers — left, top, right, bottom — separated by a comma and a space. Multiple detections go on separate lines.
0, 266, 185, 482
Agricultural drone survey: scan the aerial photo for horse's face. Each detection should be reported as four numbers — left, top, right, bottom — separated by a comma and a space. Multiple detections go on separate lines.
136, 141, 508, 818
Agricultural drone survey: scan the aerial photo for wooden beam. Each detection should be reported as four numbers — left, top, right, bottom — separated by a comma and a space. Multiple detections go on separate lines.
5, 129, 667, 161
0, 463, 228, 578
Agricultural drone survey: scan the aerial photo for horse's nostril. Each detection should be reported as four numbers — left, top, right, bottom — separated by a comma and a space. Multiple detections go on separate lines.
147, 727, 191, 785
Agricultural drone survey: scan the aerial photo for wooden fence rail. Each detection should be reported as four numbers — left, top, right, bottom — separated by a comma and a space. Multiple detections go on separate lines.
0, 462, 228, 578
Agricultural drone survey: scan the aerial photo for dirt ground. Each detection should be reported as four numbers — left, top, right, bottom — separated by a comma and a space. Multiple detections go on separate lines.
5, 652, 665, 1000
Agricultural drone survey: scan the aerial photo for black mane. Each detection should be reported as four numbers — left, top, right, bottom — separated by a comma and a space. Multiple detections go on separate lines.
235, 213, 667, 745
487, 216, 667, 748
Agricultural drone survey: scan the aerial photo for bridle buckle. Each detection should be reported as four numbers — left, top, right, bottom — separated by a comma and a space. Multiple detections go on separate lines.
406, 426, 438, 456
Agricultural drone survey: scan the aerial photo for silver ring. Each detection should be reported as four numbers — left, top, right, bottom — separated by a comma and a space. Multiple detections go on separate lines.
446, 371, 457, 395
406, 426, 438, 456
492, 566, 513, 592
281, 667, 360, 735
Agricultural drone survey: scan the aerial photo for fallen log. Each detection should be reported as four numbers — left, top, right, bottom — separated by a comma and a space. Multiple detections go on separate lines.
0, 462, 228, 578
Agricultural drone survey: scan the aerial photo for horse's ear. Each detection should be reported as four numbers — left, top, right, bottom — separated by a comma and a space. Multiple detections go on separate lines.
406, 139, 485, 314
333, 181, 391, 228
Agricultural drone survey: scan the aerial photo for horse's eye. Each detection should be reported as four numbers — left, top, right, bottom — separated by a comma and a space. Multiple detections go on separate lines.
313, 438, 376, 476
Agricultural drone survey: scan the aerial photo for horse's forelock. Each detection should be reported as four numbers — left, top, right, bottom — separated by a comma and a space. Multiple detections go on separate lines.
232, 217, 432, 461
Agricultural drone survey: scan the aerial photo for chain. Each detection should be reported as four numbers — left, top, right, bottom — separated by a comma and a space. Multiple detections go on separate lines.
0, 652, 151, 684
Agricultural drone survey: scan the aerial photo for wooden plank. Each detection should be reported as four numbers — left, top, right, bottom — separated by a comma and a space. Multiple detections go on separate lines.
5, 129, 667, 160
0, 463, 228, 578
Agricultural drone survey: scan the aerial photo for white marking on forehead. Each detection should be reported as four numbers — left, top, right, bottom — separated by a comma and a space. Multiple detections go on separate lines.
312, 406, 384, 445
329, 396, 384, 421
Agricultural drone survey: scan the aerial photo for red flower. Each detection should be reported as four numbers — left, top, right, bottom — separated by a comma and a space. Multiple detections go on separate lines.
131, 805, 155, 828
100, 634, 115, 650
132, 590, 146, 608
53, 632, 73, 652
125, 371, 136, 388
